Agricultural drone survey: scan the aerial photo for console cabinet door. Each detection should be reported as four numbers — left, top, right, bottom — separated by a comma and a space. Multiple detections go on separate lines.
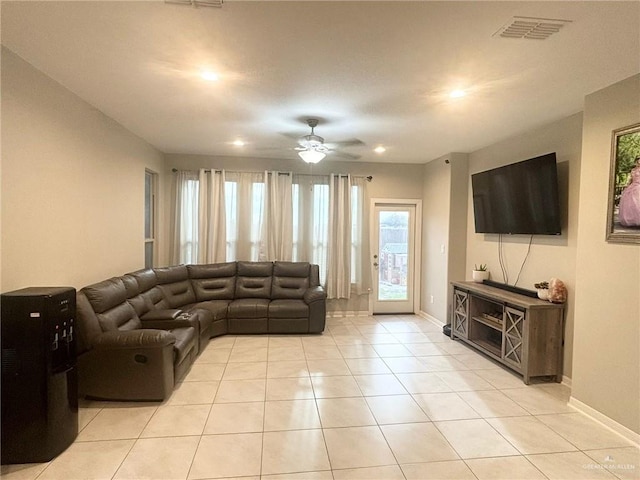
452, 289, 469, 339
502, 306, 525, 371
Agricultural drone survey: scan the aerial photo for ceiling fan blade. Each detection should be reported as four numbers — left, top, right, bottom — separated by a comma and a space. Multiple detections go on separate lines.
328, 138, 365, 148
330, 150, 362, 160
254, 146, 283, 151
280, 131, 303, 140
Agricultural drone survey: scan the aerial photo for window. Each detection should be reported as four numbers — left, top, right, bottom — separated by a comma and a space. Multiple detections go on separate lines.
223, 179, 264, 261
144, 170, 157, 268
173, 171, 369, 293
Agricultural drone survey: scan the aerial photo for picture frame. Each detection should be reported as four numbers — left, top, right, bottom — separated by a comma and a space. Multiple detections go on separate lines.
606, 122, 640, 244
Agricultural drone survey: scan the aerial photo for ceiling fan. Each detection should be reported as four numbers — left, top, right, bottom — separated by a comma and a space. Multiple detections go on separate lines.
293, 119, 364, 163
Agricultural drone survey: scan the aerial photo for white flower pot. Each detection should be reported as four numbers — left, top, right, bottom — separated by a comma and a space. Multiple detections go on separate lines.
472, 270, 489, 283
537, 288, 549, 300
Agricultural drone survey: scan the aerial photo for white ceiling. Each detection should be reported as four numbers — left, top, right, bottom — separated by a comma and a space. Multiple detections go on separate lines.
2, 1, 639, 164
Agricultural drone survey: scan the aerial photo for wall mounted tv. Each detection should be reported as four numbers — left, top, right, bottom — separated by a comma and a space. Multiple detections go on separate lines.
471, 153, 562, 235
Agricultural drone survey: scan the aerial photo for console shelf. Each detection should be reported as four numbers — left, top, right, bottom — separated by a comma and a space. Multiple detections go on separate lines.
451, 281, 564, 384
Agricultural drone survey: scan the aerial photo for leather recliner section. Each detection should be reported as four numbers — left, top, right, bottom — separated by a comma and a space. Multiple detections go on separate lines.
75, 261, 327, 401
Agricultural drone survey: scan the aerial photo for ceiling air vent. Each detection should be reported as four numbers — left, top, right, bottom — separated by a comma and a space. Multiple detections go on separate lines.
165, 0, 223, 8
494, 16, 571, 40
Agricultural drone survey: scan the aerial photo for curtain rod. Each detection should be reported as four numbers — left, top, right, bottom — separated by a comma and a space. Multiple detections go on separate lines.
171, 168, 372, 182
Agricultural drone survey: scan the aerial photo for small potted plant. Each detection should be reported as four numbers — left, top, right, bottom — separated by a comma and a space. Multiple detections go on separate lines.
472, 264, 489, 283
534, 281, 549, 300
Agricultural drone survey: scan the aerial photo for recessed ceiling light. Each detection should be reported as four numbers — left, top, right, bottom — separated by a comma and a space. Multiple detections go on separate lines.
201, 70, 219, 81
374, 146, 386, 154
232, 139, 246, 147
449, 89, 466, 99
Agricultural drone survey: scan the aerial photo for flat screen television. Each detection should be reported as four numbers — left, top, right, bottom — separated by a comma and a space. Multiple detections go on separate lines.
471, 153, 561, 235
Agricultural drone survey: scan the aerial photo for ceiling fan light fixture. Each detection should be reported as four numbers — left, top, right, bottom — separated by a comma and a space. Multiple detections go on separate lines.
298, 149, 325, 164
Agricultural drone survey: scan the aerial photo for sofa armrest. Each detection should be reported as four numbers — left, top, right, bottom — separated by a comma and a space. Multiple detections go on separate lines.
92, 329, 175, 349
78, 329, 175, 401
140, 318, 194, 330
141, 309, 183, 321
303, 286, 327, 304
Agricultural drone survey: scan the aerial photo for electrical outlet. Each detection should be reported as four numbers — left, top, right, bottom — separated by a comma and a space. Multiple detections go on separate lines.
430, 295, 434, 304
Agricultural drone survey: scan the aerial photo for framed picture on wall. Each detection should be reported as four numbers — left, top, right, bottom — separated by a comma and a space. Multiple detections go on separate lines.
607, 122, 640, 244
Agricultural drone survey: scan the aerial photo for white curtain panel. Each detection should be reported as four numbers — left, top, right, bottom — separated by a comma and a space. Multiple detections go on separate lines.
172, 170, 369, 293
171, 170, 199, 265
225, 171, 265, 261
261, 171, 293, 261
326, 174, 352, 299
291, 175, 330, 282
197, 169, 227, 264
351, 175, 372, 295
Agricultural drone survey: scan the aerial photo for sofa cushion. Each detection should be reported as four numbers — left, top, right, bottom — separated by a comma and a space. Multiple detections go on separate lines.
271, 276, 309, 300
227, 299, 270, 318
120, 274, 153, 317
272, 262, 310, 299
97, 302, 142, 332
235, 262, 273, 299
141, 286, 170, 310
155, 266, 197, 307
237, 261, 273, 277
131, 269, 158, 292
155, 265, 189, 283
75, 292, 103, 353
188, 262, 237, 279
274, 261, 310, 278
120, 275, 140, 298
83, 278, 127, 314
268, 299, 309, 318
188, 262, 236, 301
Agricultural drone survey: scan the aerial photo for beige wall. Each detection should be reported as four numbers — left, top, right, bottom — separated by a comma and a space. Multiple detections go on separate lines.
572, 74, 640, 435
421, 155, 452, 321
164, 154, 425, 199
165, 153, 425, 314
420, 152, 468, 324
446, 153, 469, 321
464, 112, 583, 379
1, 48, 167, 291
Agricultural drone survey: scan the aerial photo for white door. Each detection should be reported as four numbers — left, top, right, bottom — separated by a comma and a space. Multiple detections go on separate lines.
372, 203, 417, 314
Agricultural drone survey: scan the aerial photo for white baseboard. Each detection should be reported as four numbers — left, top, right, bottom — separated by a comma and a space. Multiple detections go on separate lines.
561, 375, 572, 389
326, 310, 370, 318
568, 396, 640, 447
417, 310, 445, 328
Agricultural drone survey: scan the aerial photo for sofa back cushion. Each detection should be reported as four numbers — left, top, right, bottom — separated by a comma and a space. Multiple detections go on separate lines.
97, 302, 142, 332
272, 262, 310, 299
235, 261, 273, 299
75, 291, 103, 353
81, 278, 142, 332
154, 265, 196, 308
310, 264, 321, 288
131, 269, 158, 292
141, 286, 170, 310
83, 278, 128, 314
188, 262, 237, 301
120, 274, 152, 317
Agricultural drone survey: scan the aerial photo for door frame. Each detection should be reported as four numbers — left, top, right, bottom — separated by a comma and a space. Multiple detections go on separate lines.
369, 198, 422, 315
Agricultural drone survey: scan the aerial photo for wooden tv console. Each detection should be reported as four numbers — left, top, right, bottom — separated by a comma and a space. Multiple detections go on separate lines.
450, 281, 564, 384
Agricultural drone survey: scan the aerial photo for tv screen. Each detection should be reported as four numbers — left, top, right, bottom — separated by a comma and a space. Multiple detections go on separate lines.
471, 153, 561, 235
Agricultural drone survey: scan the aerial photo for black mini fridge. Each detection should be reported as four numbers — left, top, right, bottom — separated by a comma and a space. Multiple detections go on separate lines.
1, 287, 78, 464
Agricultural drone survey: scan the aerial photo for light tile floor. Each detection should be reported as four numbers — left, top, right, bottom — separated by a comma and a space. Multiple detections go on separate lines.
3, 315, 639, 480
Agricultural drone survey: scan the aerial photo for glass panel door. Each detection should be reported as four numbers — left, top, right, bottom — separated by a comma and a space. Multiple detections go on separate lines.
372, 203, 416, 314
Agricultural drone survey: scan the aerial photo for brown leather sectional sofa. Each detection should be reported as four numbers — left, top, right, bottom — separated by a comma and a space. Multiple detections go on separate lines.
76, 261, 326, 401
